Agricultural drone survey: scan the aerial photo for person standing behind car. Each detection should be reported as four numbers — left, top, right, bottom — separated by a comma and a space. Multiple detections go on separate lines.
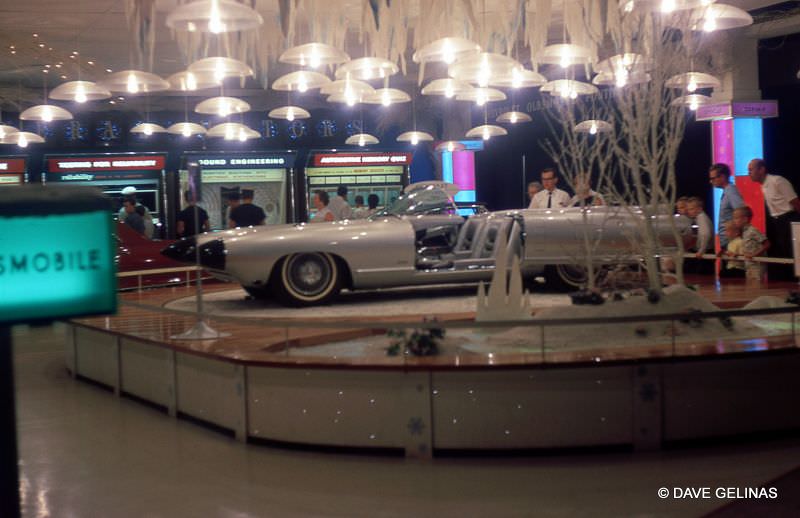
328, 185, 353, 220
708, 163, 744, 248
529, 168, 570, 209
365, 193, 380, 218
176, 190, 210, 238
118, 186, 154, 238
310, 190, 335, 223
122, 197, 146, 236
228, 189, 266, 228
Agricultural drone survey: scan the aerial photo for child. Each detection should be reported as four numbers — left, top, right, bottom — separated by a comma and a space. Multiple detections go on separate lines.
732, 206, 770, 281
676, 196, 690, 217
685, 197, 714, 275
718, 221, 745, 278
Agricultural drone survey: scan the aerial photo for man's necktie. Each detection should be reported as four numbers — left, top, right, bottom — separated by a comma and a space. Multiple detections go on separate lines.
547, 192, 552, 208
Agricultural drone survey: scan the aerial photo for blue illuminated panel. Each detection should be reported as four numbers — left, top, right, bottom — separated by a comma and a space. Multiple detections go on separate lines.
733, 118, 763, 176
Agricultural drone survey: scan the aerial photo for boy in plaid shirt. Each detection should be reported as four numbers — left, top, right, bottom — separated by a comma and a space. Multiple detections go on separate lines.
732, 206, 770, 281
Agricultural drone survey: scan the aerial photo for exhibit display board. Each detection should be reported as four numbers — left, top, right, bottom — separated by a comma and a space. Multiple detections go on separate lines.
0, 157, 27, 186
179, 152, 295, 229
44, 153, 167, 232
304, 151, 411, 220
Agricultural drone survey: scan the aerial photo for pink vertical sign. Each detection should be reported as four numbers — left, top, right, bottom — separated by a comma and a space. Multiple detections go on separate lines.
711, 118, 734, 169
452, 151, 475, 191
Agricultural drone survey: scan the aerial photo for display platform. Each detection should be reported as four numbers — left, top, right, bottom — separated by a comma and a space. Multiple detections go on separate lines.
66, 279, 800, 457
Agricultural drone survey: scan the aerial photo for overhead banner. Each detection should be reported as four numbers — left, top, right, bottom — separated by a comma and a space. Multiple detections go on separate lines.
0, 157, 27, 185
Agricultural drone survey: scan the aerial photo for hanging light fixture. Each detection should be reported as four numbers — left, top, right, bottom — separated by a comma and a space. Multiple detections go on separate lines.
207, 122, 260, 140
448, 52, 520, 87
465, 124, 507, 141
574, 120, 613, 134
167, 122, 207, 137
490, 68, 546, 89
321, 79, 375, 106
541, 79, 598, 99
413, 37, 481, 66
689, 3, 753, 32
280, 43, 350, 68
49, 81, 111, 103
0, 125, 19, 140
496, 111, 532, 124
335, 57, 399, 81
420, 78, 474, 98
536, 44, 592, 68
345, 133, 379, 146
268, 106, 311, 121
455, 87, 506, 106
363, 88, 411, 106
3, 131, 45, 147
666, 72, 721, 92
131, 122, 167, 136
592, 71, 651, 87
166, 0, 263, 33
671, 94, 712, 111
654, 0, 713, 14
99, 70, 170, 93
435, 141, 466, 152
194, 96, 250, 116
167, 70, 221, 92
271, 71, 331, 92
20, 104, 73, 122
397, 131, 434, 145
188, 57, 254, 83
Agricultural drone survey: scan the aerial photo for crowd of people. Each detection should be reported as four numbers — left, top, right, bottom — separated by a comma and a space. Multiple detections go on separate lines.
309, 185, 380, 223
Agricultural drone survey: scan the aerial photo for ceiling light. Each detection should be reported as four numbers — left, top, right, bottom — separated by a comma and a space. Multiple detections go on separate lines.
188, 57, 254, 82
420, 78, 474, 98
99, 70, 170, 93
465, 124, 507, 140
20, 105, 73, 122
268, 106, 311, 121
49, 81, 112, 103
131, 123, 167, 136
435, 141, 466, 153
574, 120, 613, 134
671, 94, 712, 111
271, 70, 331, 92
448, 52, 520, 86
335, 57, 399, 80
593, 71, 651, 86
320, 79, 375, 96
167, 122, 207, 137
489, 68, 546, 89
0, 125, 19, 140
166, 0, 263, 33
194, 96, 250, 116
689, 4, 753, 31
666, 72, 721, 92
362, 88, 411, 106
455, 88, 506, 104
280, 43, 350, 67
345, 133, 379, 146
536, 44, 592, 68
167, 71, 220, 91
541, 79, 598, 98
12, 132, 45, 147
496, 111, 532, 124
412, 37, 481, 65
206, 122, 260, 140
397, 131, 434, 145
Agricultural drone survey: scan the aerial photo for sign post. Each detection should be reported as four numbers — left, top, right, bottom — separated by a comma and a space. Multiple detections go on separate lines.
0, 186, 117, 518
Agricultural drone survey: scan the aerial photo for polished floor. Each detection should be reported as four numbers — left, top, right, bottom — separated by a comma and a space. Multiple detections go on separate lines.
12, 323, 800, 517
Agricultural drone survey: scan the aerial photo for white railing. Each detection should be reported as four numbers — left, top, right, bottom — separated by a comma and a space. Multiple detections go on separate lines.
117, 266, 204, 292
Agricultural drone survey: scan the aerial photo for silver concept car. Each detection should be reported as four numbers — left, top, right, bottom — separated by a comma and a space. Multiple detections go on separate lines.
163, 183, 692, 306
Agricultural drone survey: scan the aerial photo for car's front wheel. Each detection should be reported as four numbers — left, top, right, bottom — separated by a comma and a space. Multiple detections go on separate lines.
272, 252, 342, 306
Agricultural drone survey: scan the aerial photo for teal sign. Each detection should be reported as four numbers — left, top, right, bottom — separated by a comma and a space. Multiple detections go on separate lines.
0, 187, 116, 324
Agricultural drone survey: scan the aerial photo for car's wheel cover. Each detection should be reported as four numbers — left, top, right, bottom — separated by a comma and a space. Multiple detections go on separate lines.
556, 264, 590, 287
281, 253, 337, 301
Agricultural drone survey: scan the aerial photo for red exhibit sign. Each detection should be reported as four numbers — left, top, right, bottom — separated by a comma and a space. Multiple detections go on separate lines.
0, 159, 26, 174
47, 155, 166, 173
312, 152, 412, 167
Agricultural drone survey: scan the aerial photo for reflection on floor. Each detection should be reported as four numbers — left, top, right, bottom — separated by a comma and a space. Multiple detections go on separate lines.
14, 323, 800, 517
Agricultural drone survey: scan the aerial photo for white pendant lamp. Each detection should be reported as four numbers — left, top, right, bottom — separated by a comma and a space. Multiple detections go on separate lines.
363, 88, 411, 106
0, 125, 19, 140
268, 106, 311, 121
167, 71, 221, 91
490, 68, 547, 89
421, 78, 474, 98
188, 57, 254, 83
207, 122, 260, 140
541, 79, 598, 99
20, 105, 73, 122
435, 141, 466, 152
651, 0, 713, 14
271, 71, 331, 92
455, 87, 506, 105
7, 131, 45, 147
321, 79, 374, 106
397, 131, 434, 145
335, 57, 399, 80
345, 133, 379, 146
671, 94, 712, 111
666, 72, 721, 92
592, 71, 651, 87
194, 96, 250, 116
412, 37, 481, 65
49, 81, 111, 103
536, 44, 592, 68
496, 111, 532, 124
99, 70, 170, 93
465, 124, 507, 141
167, 122, 207, 137
166, 0, 263, 33
280, 43, 350, 67
131, 123, 167, 136
447, 52, 520, 87
574, 120, 613, 134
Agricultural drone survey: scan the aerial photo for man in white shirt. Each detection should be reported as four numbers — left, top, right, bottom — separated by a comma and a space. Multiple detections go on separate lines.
328, 185, 353, 220
748, 158, 800, 280
529, 168, 570, 209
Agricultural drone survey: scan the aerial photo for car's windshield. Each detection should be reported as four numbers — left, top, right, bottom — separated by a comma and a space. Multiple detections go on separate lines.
371, 187, 457, 218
